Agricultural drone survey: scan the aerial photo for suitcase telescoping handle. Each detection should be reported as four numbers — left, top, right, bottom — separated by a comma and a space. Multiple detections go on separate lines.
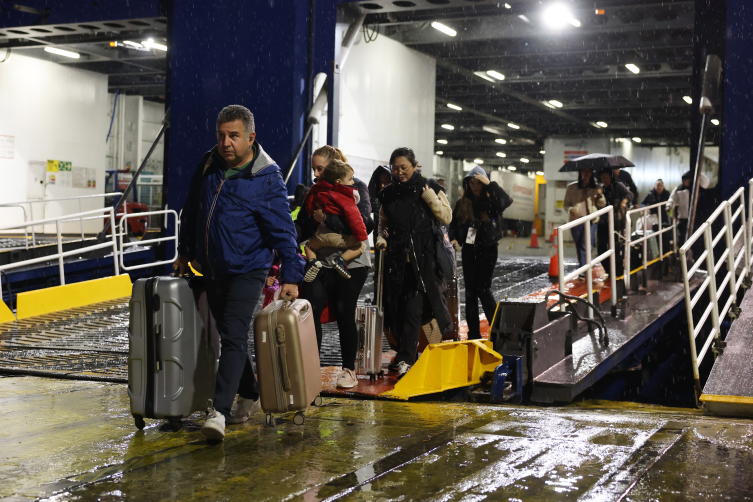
376, 250, 385, 315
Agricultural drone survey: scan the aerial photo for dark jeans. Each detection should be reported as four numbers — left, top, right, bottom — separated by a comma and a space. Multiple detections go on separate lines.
394, 267, 426, 365
303, 266, 368, 370
597, 221, 610, 258
205, 269, 266, 420
571, 222, 598, 268
462, 243, 498, 340
677, 218, 688, 246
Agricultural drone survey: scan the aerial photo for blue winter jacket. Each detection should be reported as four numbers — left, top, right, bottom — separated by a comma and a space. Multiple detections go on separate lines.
178, 142, 305, 284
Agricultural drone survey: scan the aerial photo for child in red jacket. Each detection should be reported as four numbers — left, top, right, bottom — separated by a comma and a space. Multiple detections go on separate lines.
304, 159, 367, 281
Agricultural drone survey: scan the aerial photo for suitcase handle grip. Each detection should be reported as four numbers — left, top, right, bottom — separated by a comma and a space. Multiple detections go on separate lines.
278, 344, 291, 392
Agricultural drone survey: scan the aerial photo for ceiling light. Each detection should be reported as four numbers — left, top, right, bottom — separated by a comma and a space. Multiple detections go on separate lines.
711, 119, 720, 126
483, 125, 504, 135
486, 70, 505, 81
632, 137, 641, 143
520, 158, 529, 163
540, 150, 545, 154
518, 15, 530, 23
437, 139, 448, 144
508, 165, 517, 171
596, 121, 608, 128
496, 152, 506, 158
474, 158, 484, 164
548, 100, 563, 108
44, 47, 80, 59
474, 71, 497, 83
495, 138, 507, 144
447, 103, 462, 111
123, 40, 143, 49
441, 124, 455, 130
431, 22, 457, 37
683, 95, 692, 104
543, 102, 556, 109
507, 123, 520, 129
543, 5, 581, 28
143, 38, 167, 51
595, 9, 605, 15
536, 171, 545, 176
625, 64, 640, 74
436, 151, 444, 155
505, 3, 511, 8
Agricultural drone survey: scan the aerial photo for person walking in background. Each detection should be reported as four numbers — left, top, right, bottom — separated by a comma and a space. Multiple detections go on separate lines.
376, 147, 453, 377
597, 169, 632, 258
295, 145, 373, 390
175, 105, 304, 441
448, 166, 513, 341
564, 168, 606, 270
612, 167, 638, 205
368, 165, 392, 283
668, 171, 709, 244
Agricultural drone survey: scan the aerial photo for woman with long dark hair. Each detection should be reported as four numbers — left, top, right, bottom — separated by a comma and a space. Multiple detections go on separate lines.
448, 166, 513, 340
376, 147, 453, 377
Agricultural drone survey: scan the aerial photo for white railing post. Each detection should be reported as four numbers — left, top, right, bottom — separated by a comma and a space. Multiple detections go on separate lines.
642, 208, 648, 276
56, 219, 65, 286
704, 224, 721, 356
110, 207, 120, 277
29, 203, 36, 249
625, 212, 632, 290
724, 202, 738, 310
585, 218, 593, 319
558, 228, 566, 299
78, 198, 84, 241
609, 209, 617, 311
657, 206, 664, 261
679, 241, 701, 394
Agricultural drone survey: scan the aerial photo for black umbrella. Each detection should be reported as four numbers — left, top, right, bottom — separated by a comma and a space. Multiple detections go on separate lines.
559, 153, 635, 172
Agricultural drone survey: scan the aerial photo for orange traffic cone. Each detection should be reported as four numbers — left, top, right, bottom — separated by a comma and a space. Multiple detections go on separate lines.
549, 223, 555, 243
548, 229, 559, 278
528, 227, 540, 248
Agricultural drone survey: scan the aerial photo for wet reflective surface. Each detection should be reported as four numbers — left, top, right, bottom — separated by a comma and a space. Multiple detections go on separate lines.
2, 376, 752, 501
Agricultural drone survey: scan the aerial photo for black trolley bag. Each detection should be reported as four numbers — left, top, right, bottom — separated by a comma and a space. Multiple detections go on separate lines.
128, 275, 219, 431
355, 250, 385, 379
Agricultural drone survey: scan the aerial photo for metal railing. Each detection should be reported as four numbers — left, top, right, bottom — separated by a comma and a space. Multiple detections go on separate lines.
0, 208, 121, 286
556, 205, 618, 318
119, 209, 179, 271
0, 193, 125, 250
624, 201, 678, 290
680, 186, 749, 395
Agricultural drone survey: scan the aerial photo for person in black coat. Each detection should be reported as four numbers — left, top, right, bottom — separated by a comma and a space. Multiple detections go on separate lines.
376, 148, 453, 377
612, 168, 638, 205
368, 165, 391, 282
448, 166, 513, 340
597, 169, 632, 257
641, 179, 670, 226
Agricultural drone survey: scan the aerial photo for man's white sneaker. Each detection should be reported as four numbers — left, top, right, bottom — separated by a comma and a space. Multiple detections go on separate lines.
336, 368, 359, 389
201, 408, 226, 441
228, 397, 261, 424
396, 361, 411, 378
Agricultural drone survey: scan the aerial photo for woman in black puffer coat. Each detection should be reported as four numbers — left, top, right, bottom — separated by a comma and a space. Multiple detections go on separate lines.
448, 166, 513, 340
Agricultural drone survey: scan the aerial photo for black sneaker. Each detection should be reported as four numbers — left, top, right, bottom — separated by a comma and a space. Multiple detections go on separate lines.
388, 357, 400, 372
304, 259, 322, 282
332, 256, 351, 279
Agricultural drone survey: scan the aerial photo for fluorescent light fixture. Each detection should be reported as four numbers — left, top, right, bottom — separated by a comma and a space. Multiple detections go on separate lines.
437, 139, 448, 144
518, 15, 530, 23
143, 38, 167, 51
505, 3, 511, 8
536, 171, 545, 176
520, 158, 529, 163
474, 158, 484, 164
632, 137, 641, 143
496, 152, 507, 158
548, 100, 563, 108
483, 125, 504, 135
625, 64, 640, 74
543, 102, 556, 109
711, 119, 720, 126
474, 71, 497, 83
507, 123, 520, 129
436, 151, 444, 155
447, 103, 462, 111
683, 95, 692, 104
486, 70, 505, 81
44, 47, 80, 59
495, 138, 507, 144
508, 165, 517, 171
596, 121, 608, 128
431, 22, 457, 37
123, 40, 143, 48
441, 124, 455, 130
540, 150, 545, 154
543, 5, 581, 28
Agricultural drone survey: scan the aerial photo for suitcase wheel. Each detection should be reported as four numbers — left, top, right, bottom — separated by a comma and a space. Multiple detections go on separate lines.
369, 374, 376, 382
313, 396, 323, 407
133, 414, 146, 430
265, 414, 276, 428
168, 418, 183, 432
293, 412, 305, 426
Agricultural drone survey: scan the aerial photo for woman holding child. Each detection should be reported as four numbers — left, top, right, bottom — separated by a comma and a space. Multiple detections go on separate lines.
295, 146, 373, 389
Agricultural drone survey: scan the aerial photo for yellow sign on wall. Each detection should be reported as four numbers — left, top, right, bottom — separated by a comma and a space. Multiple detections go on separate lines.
46, 160, 59, 172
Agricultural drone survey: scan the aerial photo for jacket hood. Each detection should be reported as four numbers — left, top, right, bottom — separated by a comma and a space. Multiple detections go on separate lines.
463, 165, 488, 192
208, 141, 278, 178
368, 165, 391, 202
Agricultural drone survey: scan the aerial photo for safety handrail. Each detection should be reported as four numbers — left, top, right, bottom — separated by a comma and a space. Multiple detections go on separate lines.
624, 200, 677, 291
680, 186, 749, 396
556, 205, 617, 319
0, 207, 121, 286
118, 210, 179, 271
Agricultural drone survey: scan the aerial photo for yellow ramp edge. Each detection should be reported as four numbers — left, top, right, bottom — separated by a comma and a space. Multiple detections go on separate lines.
15, 275, 132, 320
0, 299, 14, 323
381, 340, 503, 400
699, 394, 753, 418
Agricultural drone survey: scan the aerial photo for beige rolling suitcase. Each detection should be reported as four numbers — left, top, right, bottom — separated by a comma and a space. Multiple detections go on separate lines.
254, 298, 322, 426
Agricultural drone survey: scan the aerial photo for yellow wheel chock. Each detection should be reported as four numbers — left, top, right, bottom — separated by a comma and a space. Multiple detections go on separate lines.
381, 340, 503, 400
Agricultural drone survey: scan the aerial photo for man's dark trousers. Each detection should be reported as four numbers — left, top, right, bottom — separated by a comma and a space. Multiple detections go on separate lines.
205, 269, 267, 420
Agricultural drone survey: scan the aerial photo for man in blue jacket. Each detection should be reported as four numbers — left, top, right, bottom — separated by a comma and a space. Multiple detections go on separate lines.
175, 105, 305, 441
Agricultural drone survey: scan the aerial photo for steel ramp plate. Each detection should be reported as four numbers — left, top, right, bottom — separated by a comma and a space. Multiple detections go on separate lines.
701, 287, 753, 418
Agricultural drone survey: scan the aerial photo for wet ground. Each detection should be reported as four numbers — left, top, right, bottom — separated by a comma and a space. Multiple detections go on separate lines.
2, 376, 752, 501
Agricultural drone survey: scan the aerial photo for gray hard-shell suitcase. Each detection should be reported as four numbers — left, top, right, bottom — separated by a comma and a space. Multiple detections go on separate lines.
128, 276, 219, 431
355, 251, 385, 379
254, 298, 322, 427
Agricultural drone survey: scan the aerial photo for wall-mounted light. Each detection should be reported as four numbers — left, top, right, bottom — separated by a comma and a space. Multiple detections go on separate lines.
143, 38, 167, 51
431, 22, 456, 37
44, 47, 80, 58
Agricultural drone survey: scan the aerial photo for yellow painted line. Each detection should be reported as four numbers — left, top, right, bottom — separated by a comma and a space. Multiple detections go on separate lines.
699, 394, 753, 405
15, 275, 132, 320
489, 302, 501, 333
0, 299, 14, 323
